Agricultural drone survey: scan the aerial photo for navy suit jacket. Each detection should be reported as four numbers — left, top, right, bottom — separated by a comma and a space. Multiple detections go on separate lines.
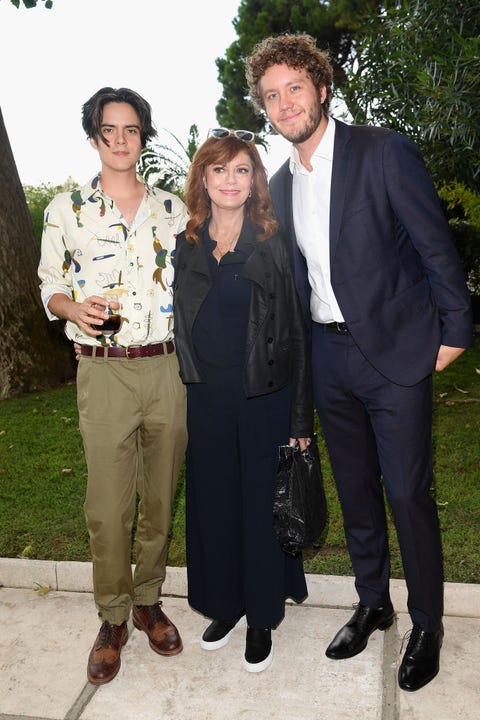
269, 119, 473, 386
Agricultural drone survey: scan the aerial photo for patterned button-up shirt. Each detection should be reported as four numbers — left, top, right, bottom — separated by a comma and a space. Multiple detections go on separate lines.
38, 174, 187, 347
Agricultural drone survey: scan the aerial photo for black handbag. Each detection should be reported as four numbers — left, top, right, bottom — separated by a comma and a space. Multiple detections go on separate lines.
273, 436, 327, 556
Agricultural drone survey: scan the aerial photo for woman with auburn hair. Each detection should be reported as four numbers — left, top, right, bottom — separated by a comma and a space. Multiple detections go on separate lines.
173, 129, 313, 672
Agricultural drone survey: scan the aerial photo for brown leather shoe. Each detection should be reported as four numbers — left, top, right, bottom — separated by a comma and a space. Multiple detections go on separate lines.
132, 600, 183, 655
87, 620, 128, 685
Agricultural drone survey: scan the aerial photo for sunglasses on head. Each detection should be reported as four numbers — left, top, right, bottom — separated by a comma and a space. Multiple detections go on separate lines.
208, 127, 255, 142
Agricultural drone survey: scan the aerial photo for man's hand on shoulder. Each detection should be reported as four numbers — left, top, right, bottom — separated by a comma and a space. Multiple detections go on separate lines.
435, 345, 466, 372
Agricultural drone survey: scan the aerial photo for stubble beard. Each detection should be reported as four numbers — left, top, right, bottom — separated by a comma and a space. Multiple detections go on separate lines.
271, 101, 323, 145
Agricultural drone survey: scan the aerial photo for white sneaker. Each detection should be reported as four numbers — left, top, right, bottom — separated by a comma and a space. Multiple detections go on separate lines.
200, 614, 246, 651
243, 628, 273, 672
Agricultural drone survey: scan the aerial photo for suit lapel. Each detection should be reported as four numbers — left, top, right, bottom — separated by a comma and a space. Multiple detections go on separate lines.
274, 165, 308, 286
271, 161, 294, 234
330, 119, 352, 261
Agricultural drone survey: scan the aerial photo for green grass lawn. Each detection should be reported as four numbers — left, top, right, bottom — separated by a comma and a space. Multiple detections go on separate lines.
1, 338, 479, 583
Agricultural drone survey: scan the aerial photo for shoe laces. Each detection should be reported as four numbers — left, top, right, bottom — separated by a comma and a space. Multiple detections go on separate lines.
136, 600, 166, 626
148, 600, 164, 619
400, 623, 423, 654
98, 621, 117, 647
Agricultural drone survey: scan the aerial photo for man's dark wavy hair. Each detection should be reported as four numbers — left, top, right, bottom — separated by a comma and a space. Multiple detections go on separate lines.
81, 87, 157, 147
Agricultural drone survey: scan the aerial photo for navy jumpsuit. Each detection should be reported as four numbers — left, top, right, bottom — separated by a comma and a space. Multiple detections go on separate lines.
185, 232, 307, 629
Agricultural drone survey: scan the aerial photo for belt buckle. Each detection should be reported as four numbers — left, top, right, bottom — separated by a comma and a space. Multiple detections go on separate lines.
125, 344, 144, 358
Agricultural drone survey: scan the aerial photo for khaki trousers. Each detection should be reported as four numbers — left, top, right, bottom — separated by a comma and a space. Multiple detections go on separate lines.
77, 351, 187, 625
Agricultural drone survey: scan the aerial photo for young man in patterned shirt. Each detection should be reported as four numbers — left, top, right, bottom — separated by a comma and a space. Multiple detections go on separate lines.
38, 87, 188, 685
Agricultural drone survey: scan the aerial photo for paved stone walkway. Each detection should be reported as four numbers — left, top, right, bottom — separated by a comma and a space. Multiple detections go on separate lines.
1, 559, 479, 720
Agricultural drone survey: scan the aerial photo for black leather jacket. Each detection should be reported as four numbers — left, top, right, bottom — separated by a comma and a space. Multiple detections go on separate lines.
173, 221, 313, 438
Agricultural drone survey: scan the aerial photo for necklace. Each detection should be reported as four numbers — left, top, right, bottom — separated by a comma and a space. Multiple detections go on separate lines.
215, 237, 238, 257
211, 228, 241, 259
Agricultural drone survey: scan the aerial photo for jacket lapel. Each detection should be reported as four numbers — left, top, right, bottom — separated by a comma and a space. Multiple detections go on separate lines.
181, 229, 212, 327
187, 228, 211, 278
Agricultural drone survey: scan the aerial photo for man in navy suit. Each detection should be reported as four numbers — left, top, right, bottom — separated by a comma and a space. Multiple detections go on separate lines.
245, 34, 473, 692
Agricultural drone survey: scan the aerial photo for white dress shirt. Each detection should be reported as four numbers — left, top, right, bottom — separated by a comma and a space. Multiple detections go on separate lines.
290, 117, 344, 323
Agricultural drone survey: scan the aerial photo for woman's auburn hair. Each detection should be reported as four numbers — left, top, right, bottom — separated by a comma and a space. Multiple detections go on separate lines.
184, 135, 279, 244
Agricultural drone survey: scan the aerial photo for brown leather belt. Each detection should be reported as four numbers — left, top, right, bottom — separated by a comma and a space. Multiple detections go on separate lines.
80, 341, 175, 359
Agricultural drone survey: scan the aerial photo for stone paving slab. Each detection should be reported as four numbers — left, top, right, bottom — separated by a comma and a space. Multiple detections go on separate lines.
81, 601, 385, 720
1, 563, 479, 720
0, 587, 97, 718
396, 612, 480, 720
0, 589, 385, 720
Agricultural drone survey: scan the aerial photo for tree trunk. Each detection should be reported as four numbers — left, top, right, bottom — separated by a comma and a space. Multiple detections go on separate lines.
0, 108, 74, 398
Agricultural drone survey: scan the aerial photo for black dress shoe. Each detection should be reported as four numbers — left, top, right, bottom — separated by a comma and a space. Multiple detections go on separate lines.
398, 623, 444, 691
326, 602, 395, 659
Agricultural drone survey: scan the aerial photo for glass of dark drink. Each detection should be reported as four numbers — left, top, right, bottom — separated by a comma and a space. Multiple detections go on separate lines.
92, 298, 122, 333
99, 306, 122, 332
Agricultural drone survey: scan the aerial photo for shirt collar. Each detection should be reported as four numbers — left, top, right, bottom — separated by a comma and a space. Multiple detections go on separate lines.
80, 173, 150, 201
74, 174, 151, 227
289, 116, 335, 174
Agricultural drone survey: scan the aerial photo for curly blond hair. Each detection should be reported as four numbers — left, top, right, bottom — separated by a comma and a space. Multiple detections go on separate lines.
245, 33, 333, 114
184, 135, 278, 244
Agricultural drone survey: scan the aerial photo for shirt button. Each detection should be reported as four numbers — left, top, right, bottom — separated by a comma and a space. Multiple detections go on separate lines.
267, 337, 273, 343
